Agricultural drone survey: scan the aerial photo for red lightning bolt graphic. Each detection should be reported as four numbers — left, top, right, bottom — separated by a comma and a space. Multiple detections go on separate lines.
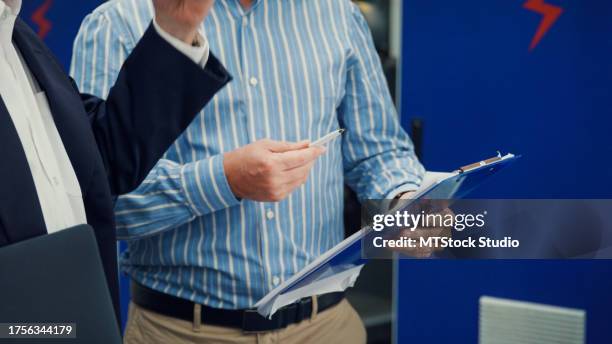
31, 0, 53, 40
523, 0, 563, 51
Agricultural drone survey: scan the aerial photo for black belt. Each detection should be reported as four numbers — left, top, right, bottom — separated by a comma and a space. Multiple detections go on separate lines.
131, 281, 344, 333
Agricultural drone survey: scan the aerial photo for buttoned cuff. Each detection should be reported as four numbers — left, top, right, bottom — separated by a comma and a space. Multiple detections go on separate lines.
152, 18, 209, 67
180, 155, 240, 216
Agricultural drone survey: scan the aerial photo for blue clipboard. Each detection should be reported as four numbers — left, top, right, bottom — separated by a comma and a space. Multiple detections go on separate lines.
414, 153, 520, 200
255, 153, 520, 316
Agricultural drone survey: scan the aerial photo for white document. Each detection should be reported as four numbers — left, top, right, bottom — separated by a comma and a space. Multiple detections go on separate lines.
256, 265, 364, 318
254, 224, 365, 317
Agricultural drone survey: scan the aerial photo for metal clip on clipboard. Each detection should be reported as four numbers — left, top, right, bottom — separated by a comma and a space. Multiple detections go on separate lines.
457, 152, 504, 173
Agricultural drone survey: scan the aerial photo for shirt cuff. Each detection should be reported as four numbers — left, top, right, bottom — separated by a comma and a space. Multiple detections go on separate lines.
152, 18, 210, 67
180, 155, 240, 216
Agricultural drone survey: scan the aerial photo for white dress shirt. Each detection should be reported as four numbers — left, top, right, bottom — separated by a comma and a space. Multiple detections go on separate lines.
0, 0, 209, 234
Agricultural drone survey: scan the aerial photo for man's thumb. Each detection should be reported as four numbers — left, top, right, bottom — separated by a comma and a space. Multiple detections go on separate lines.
266, 140, 310, 153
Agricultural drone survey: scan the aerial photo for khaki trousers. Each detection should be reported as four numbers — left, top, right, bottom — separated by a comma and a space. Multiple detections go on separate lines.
124, 299, 366, 344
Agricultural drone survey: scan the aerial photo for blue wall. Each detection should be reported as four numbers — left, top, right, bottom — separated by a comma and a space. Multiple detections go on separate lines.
398, 0, 612, 342
21, 0, 102, 70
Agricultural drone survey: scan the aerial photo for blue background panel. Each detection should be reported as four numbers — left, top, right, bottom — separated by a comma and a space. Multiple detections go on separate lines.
398, 0, 612, 343
21, 0, 102, 70
398, 261, 612, 343
401, 0, 612, 198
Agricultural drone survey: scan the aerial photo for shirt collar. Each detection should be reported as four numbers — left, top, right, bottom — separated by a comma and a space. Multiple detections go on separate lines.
0, 0, 21, 17
0, 0, 20, 44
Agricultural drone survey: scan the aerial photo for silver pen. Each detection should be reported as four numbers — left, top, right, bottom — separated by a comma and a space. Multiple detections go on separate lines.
310, 128, 346, 147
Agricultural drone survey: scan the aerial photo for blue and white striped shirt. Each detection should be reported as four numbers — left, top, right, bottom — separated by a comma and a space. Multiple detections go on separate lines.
70, 0, 424, 309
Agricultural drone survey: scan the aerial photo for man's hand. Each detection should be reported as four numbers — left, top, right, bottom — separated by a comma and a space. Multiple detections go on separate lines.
223, 139, 325, 202
394, 208, 454, 258
392, 192, 454, 258
153, 0, 214, 44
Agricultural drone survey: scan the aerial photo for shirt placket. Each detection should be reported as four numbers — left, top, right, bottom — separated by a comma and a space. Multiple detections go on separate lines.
233, 1, 282, 292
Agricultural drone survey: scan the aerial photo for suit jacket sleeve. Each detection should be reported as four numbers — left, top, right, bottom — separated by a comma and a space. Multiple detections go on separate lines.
78, 23, 231, 196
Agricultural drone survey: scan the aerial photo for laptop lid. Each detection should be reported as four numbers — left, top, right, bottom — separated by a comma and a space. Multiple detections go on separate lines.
0, 225, 121, 343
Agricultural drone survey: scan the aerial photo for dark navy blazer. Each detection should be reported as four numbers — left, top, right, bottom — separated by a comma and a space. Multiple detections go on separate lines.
0, 19, 230, 320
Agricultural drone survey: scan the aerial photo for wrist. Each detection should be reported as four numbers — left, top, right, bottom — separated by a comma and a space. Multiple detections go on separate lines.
398, 191, 417, 200
389, 191, 417, 211
223, 151, 243, 199
154, 14, 198, 44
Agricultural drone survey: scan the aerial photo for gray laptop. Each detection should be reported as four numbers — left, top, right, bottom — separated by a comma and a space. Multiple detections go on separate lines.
0, 225, 121, 343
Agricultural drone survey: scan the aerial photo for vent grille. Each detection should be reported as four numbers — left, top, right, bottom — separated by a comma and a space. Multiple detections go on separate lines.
479, 296, 585, 344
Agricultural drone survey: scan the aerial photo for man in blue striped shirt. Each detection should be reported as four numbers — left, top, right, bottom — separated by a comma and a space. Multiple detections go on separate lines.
72, 0, 424, 342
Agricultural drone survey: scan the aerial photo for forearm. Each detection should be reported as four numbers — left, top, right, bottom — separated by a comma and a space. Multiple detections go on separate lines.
341, 2, 425, 200
340, 66, 424, 200
344, 142, 424, 200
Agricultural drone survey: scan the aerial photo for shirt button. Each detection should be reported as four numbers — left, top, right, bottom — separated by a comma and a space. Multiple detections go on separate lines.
52, 177, 60, 186
272, 276, 280, 286
242, 17, 248, 27
266, 210, 275, 220
249, 77, 258, 87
